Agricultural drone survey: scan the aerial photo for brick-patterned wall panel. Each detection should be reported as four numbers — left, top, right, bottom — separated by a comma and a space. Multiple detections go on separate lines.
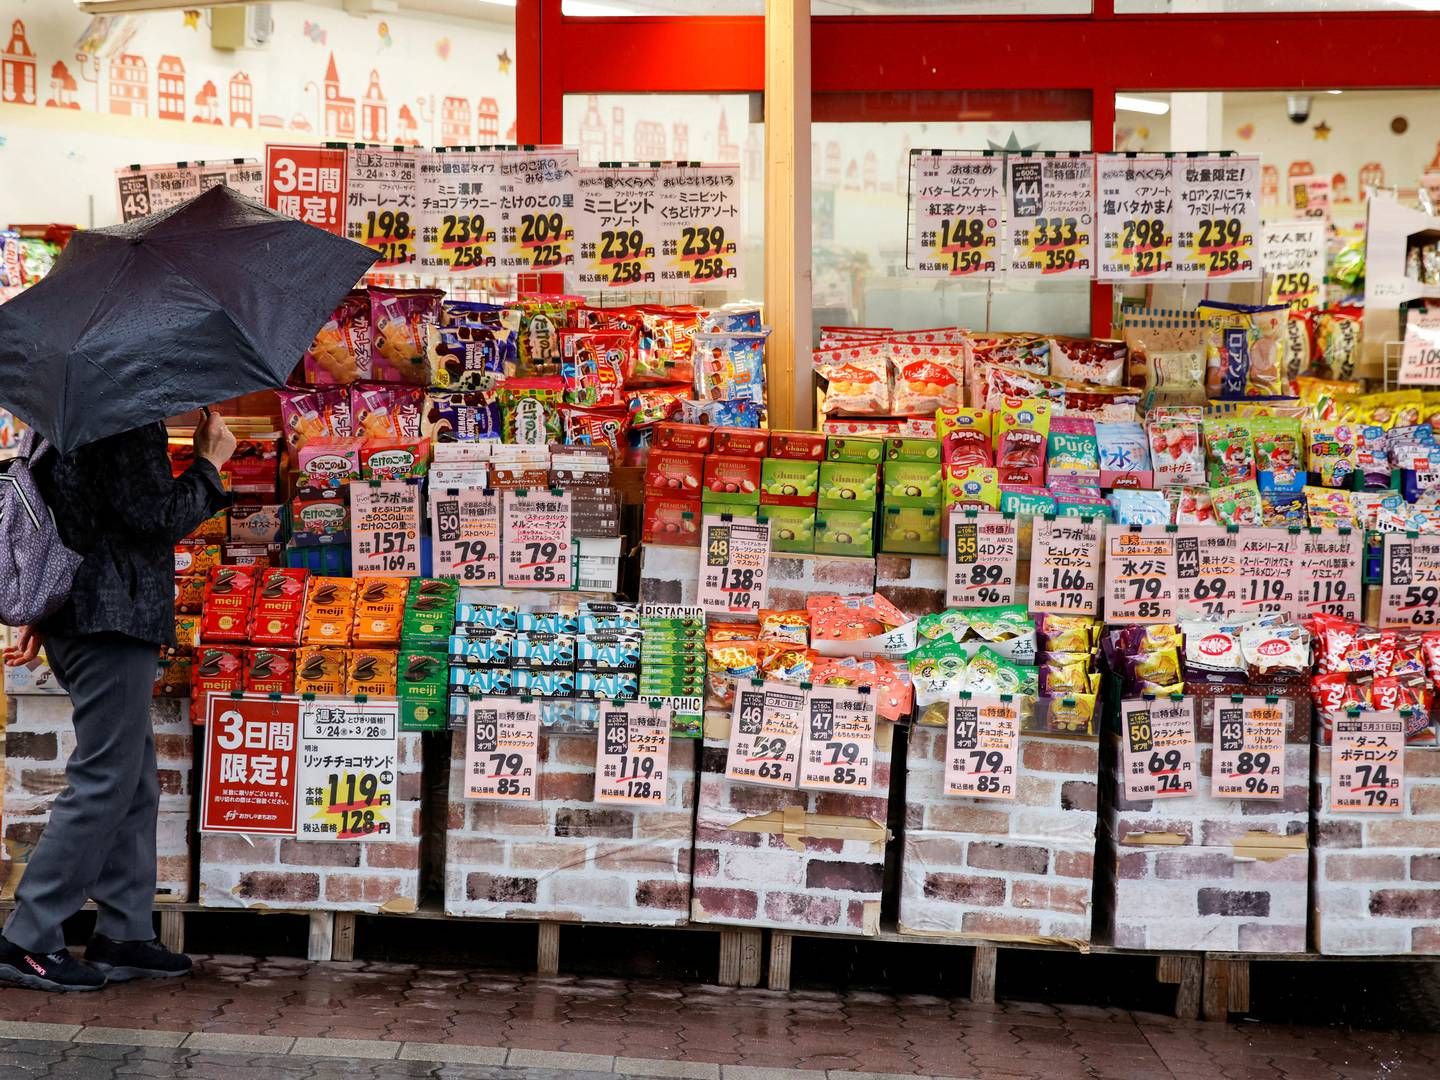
1312, 746, 1440, 955
3, 698, 192, 901
898, 726, 1097, 941
1096, 736, 1310, 953
690, 732, 892, 936
199, 732, 423, 913
443, 732, 697, 925
639, 547, 877, 608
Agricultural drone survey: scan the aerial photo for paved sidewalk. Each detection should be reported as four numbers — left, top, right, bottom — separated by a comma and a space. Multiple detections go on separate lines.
0, 956, 1435, 1079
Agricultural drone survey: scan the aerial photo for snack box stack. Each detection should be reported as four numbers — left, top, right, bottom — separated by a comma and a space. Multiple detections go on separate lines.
879, 437, 943, 556
551, 444, 620, 540
639, 606, 707, 738
815, 446, 878, 558
398, 578, 459, 732
759, 440, 822, 555
186, 566, 308, 721
574, 602, 643, 704
641, 423, 759, 546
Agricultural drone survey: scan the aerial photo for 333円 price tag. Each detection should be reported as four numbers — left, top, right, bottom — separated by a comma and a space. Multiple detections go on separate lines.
1027, 516, 1101, 616
502, 490, 573, 589
1005, 154, 1095, 279
573, 166, 659, 291
726, 682, 805, 788
1103, 526, 1179, 623
1211, 697, 1286, 800
345, 147, 416, 268
799, 686, 877, 793
943, 695, 1020, 800
595, 700, 672, 805
1097, 155, 1173, 280
1380, 533, 1440, 628
947, 511, 1019, 607
697, 516, 770, 615
1329, 711, 1405, 814
464, 697, 539, 800
1120, 697, 1197, 801
1173, 154, 1260, 281
908, 153, 1003, 278
657, 163, 743, 287
351, 482, 421, 577
430, 487, 501, 584
297, 698, 400, 842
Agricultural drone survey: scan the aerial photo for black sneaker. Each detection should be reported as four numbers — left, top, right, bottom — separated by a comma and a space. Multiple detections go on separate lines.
85, 934, 192, 982
0, 936, 107, 992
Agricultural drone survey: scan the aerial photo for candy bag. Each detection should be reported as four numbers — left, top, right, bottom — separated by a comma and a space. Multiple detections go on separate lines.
1203, 419, 1256, 486
1251, 417, 1305, 494
499, 377, 565, 444
627, 385, 693, 429
1315, 307, 1364, 381
304, 291, 371, 385
994, 398, 1052, 485
1304, 421, 1357, 488
695, 332, 767, 403
1097, 421, 1152, 488
517, 300, 571, 376
1211, 481, 1263, 527
1046, 415, 1100, 481
563, 405, 631, 462
559, 328, 635, 408
1146, 411, 1205, 486
890, 343, 964, 417
815, 342, 890, 415
278, 387, 351, 451
1049, 336, 1127, 386
1198, 300, 1289, 399
370, 287, 441, 385
1168, 485, 1215, 525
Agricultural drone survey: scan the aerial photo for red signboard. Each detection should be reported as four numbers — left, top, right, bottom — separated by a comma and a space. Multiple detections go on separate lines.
200, 693, 302, 835
264, 144, 347, 236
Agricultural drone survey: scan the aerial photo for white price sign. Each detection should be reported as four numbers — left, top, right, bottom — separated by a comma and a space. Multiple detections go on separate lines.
1172, 154, 1261, 281
297, 698, 400, 842
1120, 697, 1197, 801
1096, 155, 1173, 281
947, 511, 1019, 607
1028, 516, 1102, 616
572, 166, 660, 292
1398, 311, 1440, 387
464, 697, 540, 801
501, 489, 574, 589
415, 150, 501, 274
1262, 220, 1326, 309
493, 147, 577, 274
799, 686, 878, 793
430, 486, 501, 585
697, 516, 770, 615
726, 682, 805, 789
351, 481, 422, 577
1329, 711, 1405, 814
1005, 154, 1096, 279
655, 163, 743, 289
943, 695, 1020, 800
344, 147, 417, 269
595, 700, 672, 805
116, 159, 262, 223
1211, 697, 1286, 801
907, 153, 1003, 279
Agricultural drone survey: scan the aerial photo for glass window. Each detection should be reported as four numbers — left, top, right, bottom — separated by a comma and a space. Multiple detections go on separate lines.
1116, 0, 1437, 11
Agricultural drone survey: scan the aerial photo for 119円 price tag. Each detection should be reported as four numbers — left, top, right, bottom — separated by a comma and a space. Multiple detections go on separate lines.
595, 700, 672, 806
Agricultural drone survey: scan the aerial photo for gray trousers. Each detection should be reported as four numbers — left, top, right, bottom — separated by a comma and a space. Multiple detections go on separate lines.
4, 633, 161, 954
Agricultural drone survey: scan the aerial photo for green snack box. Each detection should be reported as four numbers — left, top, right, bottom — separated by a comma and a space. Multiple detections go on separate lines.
398, 650, 448, 731
760, 505, 816, 553
818, 460, 879, 510
883, 460, 943, 508
826, 436, 884, 463
403, 579, 458, 647
884, 437, 942, 463
814, 509, 875, 557
881, 505, 942, 554
760, 458, 820, 506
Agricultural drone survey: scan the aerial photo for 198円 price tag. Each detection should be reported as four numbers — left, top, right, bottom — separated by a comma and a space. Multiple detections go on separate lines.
501, 489, 573, 589
697, 515, 770, 615
1210, 696, 1286, 800
799, 685, 877, 793
947, 511, 1018, 607
1379, 532, 1440, 628
726, 681, 804, 788
297, 697, 400, 842
430, 486, 501, 584
943, 694, 1020, 800
595, 700, 672, 806
464, 697, 539, 800
1120, 696, 1197, 801
1329, 710, 1405, 814
344, 147, 416, 269
1027, 515, 1101, 616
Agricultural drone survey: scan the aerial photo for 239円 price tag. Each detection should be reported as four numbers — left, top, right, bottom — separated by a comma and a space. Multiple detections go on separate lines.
595, 700, 672, 806
493, 148, 577, 273
1330, 711, 1405, 814
1120, 696, 1197, 801
1210, 697, 1286, 800
1103, 526, 1179, 623
1006, 154, 1096, 279
697, 516, 770, 615
430, 486, 501, 584
415, 150, 501, 274
464, 697, 540, 800
502, 490, 573, 589
947, 511, 1019, 607
656, 163, 743, 289
1379, 533, 1440, 628
297, 698, 400, 842
943, 694, 1020, 800
799, 686, 877, 793
1296, 529, 1364, 621
726, 682, 804, 788
344, 147, 417, 269
907, 152, 1003, 279
351, 481, 422, 577
1028, 516, 1101, 616
1096, 154, 1173, 281
573, 166, 659, 291
1172, 154, 1260, 281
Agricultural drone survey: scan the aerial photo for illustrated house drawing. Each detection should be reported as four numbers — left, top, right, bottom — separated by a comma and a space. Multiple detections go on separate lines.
46, 61, 78, 109
2, 19, 36, 107
229, 72, 253, 127
194, 79, 221, 124
323, 53, 356, 140
157, 56, 185, 121
477, 97, 500, 143
362, 70, 387, 143
442, 96, 471, 145
108, 53, 148, 117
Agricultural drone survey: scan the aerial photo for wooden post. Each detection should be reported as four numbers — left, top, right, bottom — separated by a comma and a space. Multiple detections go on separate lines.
970, 945, 998, 1004
158, 907, 184, 956
306, 912, 334, 962
767, 930, 794, 991
1158, 955, 1203, 1021
1227, 958, 1251, 1014
762, 0, 812, 431
718, 928, 763, 988
536, 923, 561, 976
331, 912, 357, 962
1201, 956, 1232, 1021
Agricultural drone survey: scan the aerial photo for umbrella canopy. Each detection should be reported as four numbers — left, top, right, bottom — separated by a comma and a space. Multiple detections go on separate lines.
0, 184, 376, 453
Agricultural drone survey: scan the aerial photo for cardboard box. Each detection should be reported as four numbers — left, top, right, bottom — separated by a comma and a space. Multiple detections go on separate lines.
760, 505, 815, 553
712, 427, 770, 457
826, 437, 884, 463
760, 458, 819, 506
818, 461, 879, 510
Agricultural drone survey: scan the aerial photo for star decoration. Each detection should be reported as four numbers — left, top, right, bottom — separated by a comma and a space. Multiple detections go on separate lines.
1313, 120, 1331, 141
182, 9, 201, 28
497, 49, 512, 75
985, 132, 1042, 154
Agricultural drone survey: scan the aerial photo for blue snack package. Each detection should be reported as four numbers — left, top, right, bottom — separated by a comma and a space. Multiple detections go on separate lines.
694, 332, 767, 403
423, 392, 502, 442
1108, 489, 1171, 525
701, 305, 763, 334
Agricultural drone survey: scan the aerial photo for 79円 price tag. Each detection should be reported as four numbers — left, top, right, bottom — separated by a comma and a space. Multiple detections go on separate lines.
431, 487, 501, 584
502, 490, 573, 589
1329, 711, 1405, 814
464, 697, 540, 800
799, 686, 877, 792
944, 695, 1020, 800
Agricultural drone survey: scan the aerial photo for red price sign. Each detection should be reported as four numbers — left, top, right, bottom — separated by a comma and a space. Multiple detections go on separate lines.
1329, 711, 1405, 814
265, 144, 347, 235
1120, 697, 1198, 801
1211, 697, 1286, 801
464, 697, 539, 801
944, 695, 1020, 800
200, 694, 301, 835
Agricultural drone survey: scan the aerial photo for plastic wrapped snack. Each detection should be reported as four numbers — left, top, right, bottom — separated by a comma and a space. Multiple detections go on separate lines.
370, 287, 441, 385
815, 342, 891, 415
1198, 301, 1288, 399
1049, 336, 1127, 386
1314, 307, 1364, 381
890, 342, 964, 417
695, 332, 767, 404
559, 327, 635, 408
1146, 410, 1205, 486
304, 291, 371, 386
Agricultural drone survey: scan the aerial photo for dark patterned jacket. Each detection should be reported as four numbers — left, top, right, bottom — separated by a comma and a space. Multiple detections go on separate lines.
35, 421, 230, 646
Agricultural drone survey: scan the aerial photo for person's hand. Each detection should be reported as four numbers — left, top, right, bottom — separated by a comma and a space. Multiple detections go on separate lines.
194, 411, 237, 470
4, 626, 42, 667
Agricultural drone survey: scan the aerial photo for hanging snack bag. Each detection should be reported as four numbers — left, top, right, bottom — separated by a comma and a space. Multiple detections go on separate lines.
278, 387, 351, 452
1097, 421, 1153, 489
304, 291, 371, 386
634, 306, 701, 385
517, 300, 571, 376
1198, 300, 1288, 399
559, 327, 635, 409
352, 383, 424, 440
890, 342, 964, 417
1304, 421, 1358, 488
1146, 410, 1205, 486
1049, 337, 1127, 387
423, 392, 502, 443
1251, 416, 1306, 494
1315, 307, 1364, 381
1046, 415, 1100, 482
498, 376, 565, 444
370, 287, 442, 385
427, 322, 505, 391
815, 341, 890, 415
1120, 307, 1206, 404
1284, 310, 1313, 383
695, 332, 767, 403
563, 405, 632, 463
1211, 481, 1264, 527
1203, 419, 1256, 486
627, 385, 693, 429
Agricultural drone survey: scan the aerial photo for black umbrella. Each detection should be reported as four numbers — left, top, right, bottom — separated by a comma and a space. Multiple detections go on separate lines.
0, 184, 377, 453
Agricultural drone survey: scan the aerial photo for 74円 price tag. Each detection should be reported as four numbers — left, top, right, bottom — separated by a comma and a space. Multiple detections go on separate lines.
1330, 711, 1405, 814
1120, 697, 1197, 801
464, 697, 539, 800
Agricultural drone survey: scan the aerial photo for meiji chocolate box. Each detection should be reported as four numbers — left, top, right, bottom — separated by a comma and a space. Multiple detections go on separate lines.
244, 647, 295, 695
295, 646, 348, 697
827, 436, 884, 463
398, 650, 448, 731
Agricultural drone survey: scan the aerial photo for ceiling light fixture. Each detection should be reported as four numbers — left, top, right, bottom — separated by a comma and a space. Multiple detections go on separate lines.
1115, 95, 1170, 116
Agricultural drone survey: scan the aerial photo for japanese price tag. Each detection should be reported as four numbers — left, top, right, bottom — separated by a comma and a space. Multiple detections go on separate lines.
493, 147, 577, 274
1291, 175, 1331, 222
1189, 527, 1298, 617
1120, 697, 1198, 801
117, 160, 262, 223
944, 695, 1020, 800
1096, 154, 1173, 281
344, 147, 417, 269
1172, 154, 1261, 281
1211, 697, 1286, 800
351, 481, 421, 577
200, 694, 301, 835
1380, 532, 1440, 628
1295, 529, 1364, 621
726, 682, 805, 788
1171, 526, 1236, 618
947, 511, 1019, 607
595, 700, 672, 806
296, 697, 400, 842
1262, 220, 1326, 310
501, 489, 574, 589
799, 686, 878, 793
907, 152, 1003, 278
697, 516, 770, 615
430, 486, 501, 585
1028, 516, 1102, 616
464, 696, 540, 800
1397, 311, 1440, 386
655, 163, 743, 289
415, 150, 501, 274
1103, 526, 1179, 623
264, 144, 347, 235
1005, 154, 1096, 279
1330, 711, 1405, 814
572, 166, 659, 291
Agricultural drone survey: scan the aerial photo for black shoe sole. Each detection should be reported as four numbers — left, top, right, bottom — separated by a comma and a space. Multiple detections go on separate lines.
0, 962, 105, 993
88, 962, 190, 983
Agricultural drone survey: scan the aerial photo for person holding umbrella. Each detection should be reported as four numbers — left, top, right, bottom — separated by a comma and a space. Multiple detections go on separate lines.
0, 186, 376, 991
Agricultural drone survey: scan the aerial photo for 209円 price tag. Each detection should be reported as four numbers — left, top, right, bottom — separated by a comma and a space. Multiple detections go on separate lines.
351, 481, 421, 577
947, 511, 1018, 607
430, 486, 501, 584
943, 694, 1020, 800
799, 685, 877, 793
1210, 696, 1286, 800
464, 697, 540, 800
502, 489, 573, 589
1120, 696, 1197, 801
1379, 532, 1440, 628
296, 697, 400, 842
1329, 711, 1405, 814
493, 147, 576, 273
1028, 516, 1101, 616
726, 681, 804, 788
697, 516, 770, 615
595, 700, 672, 806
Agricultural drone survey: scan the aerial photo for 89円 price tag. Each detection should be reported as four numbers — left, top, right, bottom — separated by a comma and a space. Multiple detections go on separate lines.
502, 490, 573, 589
1028, 516, 1101, 616
799, 686, 877, 793
947, 511, 1018, 607
1120, 696, 1197, 801
943, 695, 1020, 800
726, 682, 804, 788
431, 487, 501, 584
1330, 711, 1405, 814
595, 700, 672, 806
697, 516, 770, 615
1211, 697, 1286, 800
464, 697, 540, 800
